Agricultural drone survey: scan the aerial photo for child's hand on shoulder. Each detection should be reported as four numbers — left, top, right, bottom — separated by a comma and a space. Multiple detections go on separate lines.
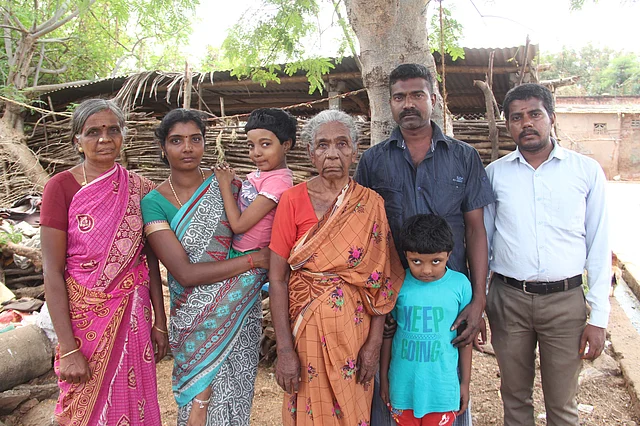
456, 382, 470, 416
214, 162, 236, 187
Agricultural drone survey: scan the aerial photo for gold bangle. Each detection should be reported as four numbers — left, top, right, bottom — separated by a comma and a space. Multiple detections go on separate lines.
153, 325, 168, 334
59, 348, 81, 360
144, 221, 171, 236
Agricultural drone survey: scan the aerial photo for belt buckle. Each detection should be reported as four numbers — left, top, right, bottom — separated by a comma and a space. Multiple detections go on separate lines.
521, 281, 534, 295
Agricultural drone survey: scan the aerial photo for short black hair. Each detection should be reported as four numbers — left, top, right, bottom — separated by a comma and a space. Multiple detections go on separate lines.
503, 83, 555, 120
389, 63, 435, 94
154, 108, 207, 165
399, 214, 454, 254
245, 108, 298, 149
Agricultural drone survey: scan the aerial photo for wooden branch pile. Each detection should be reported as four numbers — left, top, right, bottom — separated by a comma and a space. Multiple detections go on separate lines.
0, 263, 44, 300
1, 229, 45, 300
452, 120, 515, 165
10, 113, 512, 207
23, 115, 372, 189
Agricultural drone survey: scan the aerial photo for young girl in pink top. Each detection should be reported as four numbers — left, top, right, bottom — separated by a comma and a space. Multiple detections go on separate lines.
215, 108, 296, 257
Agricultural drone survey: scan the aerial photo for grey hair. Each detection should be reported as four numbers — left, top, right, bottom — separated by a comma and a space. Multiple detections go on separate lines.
70, 99, 127, 145
301, 110, 358, 153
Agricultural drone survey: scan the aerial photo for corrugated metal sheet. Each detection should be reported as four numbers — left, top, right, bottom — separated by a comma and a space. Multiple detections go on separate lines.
39, 47, 537, 117
434, 45, 538, 113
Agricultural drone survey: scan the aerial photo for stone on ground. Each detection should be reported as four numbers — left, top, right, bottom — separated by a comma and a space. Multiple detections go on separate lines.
19, 399, 56, 426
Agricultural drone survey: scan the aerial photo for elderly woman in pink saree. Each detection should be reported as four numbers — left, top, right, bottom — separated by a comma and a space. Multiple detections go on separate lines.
41, 99, 168, 426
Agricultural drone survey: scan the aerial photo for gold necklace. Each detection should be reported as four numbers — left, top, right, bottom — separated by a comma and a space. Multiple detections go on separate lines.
168, 168, 206, 208
81, 163, 88, 186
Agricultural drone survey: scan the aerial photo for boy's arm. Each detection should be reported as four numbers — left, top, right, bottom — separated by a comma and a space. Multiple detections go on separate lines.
457, 343, 472, 415
379, 337, 393, 406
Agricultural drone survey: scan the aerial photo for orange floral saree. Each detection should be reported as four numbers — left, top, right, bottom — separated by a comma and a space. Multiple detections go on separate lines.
283, 180, 404, 426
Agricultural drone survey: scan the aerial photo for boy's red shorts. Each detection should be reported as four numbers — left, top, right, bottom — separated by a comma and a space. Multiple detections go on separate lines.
388, 405, 456, 426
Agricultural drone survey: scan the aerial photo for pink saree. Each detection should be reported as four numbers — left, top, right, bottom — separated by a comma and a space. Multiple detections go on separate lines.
54, 164, 160, 426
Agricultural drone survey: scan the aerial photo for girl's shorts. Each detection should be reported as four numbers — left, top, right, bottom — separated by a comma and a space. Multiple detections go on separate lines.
388, 405, 456, 426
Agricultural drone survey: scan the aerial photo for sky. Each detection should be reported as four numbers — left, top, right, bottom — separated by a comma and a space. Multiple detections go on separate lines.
186, 0, 640, 65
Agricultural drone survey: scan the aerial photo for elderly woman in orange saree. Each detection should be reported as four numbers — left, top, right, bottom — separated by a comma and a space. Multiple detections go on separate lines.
269, 110, 405, 426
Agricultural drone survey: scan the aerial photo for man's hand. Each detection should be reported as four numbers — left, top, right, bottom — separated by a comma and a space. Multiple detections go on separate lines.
473, 315, 487, 352
451, 298, 485, 347
356, 340, 381, 386
579, 324, 606, 360
275, 348, 301, 393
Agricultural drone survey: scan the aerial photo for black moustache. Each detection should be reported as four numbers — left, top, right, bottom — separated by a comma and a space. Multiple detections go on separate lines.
400, 110, 420, 118
520, 130, 539, 138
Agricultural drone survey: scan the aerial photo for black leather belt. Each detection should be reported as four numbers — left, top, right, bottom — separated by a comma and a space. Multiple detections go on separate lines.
495, 273, 583, 295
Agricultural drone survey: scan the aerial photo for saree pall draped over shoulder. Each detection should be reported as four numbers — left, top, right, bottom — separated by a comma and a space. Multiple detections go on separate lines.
141, 175, 266, 426
51, 163, 160, 426
273, 180, 405, 426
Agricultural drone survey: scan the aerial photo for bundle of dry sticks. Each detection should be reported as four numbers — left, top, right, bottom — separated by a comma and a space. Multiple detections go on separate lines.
1, 113, 515, 207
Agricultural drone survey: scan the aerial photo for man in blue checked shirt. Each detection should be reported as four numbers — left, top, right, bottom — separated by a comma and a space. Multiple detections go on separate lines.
355, 63, 495, 426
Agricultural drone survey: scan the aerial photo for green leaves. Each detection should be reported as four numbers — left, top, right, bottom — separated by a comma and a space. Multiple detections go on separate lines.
428, 2, 465, 62
569, 0, 588, 10
600, 53, 640, 95
285, 57, 335, 94
222, 0, 339, 94
0, 225, 23, 245
540, 45, 640, 95
0, 0, 200, 92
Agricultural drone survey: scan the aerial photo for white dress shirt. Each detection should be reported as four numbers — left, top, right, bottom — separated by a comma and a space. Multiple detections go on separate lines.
484, 141, 611, 328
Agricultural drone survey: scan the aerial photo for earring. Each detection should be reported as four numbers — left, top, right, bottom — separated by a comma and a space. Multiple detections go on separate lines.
161, 151, 165, 159
78, 146, 84, 153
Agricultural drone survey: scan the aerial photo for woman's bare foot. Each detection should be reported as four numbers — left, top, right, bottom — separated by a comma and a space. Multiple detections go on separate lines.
186, 393, 210, 426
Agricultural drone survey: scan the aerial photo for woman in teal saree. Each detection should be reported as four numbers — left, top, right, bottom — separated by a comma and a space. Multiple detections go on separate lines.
141, 109, 270, 426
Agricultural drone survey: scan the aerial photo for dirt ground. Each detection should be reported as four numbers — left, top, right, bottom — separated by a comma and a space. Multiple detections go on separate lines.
2, 331, 638, 425
3, 283, 639, 426
154, 333, 640, 426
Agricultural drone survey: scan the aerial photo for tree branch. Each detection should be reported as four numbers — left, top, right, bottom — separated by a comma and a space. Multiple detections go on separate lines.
88, 10, 130, 51
3, 16, 13, 65
33, 0, 97, 39
109, 33, 156, 76
37, 36, 73, 43
1, 242, 42, 270
0, 23, 25, 32
331, 0, 362, 70
32, 0, 37, 31
34, 2, 69, 34
111, 54, 131, 77
540, 75, 581, 89
33, 42, 44, 86
39, 64, 67, 74
5, 10, 28, 33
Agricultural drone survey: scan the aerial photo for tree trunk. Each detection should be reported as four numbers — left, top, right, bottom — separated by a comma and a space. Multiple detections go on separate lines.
0, 121, 50, 190
344, 0, 445, 145
0, 33, 50, 189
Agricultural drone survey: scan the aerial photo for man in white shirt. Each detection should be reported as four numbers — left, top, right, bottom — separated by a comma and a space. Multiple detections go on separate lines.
484, 83, 610, 426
